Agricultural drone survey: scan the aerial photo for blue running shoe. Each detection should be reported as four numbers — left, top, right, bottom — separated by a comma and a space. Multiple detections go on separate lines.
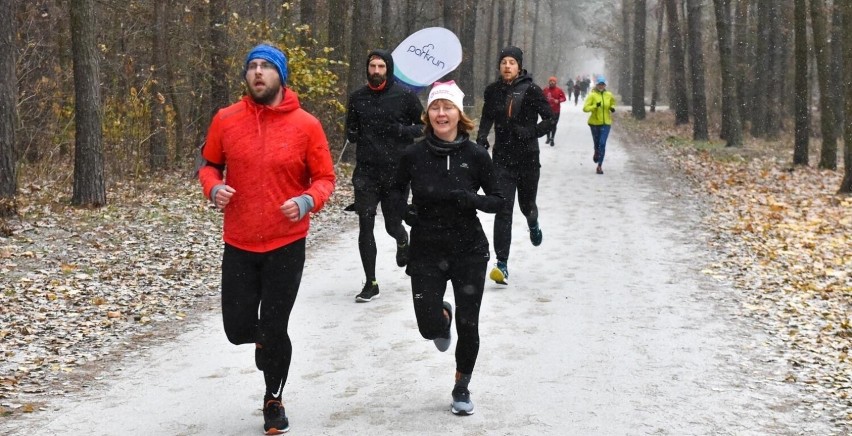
489, 261, 509, 285
529, 224, 543, 246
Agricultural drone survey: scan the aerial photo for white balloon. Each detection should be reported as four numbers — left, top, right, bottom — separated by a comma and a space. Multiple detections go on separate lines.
392, 27, 462, 88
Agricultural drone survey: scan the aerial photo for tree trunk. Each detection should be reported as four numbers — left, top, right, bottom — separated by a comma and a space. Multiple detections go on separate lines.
328, 0, 347, 85
750, 0, 770, 137
650, 2, 664, 113
507, 0, 517, 46
793, 0, 809, 166
686, 0, 708, 140
209, 0, 229, 114
497, 0, 506, 51
302, 0, 318, 46
733, 0, 750, 125
531, 0, 540, 75
70, 0, 106, 207
459, 0, 479, 108
712, 0, 742, 147
620, 0, 633, 105
483, 0, 497, 85
665, 0, 690, 124
149, 0, 168, 170
829, 3, 845, 140
0, 0, 16, 217
631, 0, 647, 120
765, 2, 785, 138
811, 0, 838, 169
841, 0, 852, 193
347, 0, 371, 93
442, 0, 462, 82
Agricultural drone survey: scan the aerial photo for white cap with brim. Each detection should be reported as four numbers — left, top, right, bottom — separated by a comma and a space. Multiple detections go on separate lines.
427, 80, 465, 111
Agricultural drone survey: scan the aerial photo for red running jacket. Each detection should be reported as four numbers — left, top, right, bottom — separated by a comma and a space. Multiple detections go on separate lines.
542, 86, 567, 114
199, 91, 335, 253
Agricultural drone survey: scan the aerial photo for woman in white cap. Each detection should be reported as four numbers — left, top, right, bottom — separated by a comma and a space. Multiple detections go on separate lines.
392, 80, 504, 415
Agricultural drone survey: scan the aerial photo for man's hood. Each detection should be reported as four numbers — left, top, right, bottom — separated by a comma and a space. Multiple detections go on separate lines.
366, 49, 395, 85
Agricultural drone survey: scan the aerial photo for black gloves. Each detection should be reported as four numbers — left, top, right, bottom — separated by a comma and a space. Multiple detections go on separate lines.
596, 102, 601, 107
610, 107, 615, 113
513, 124, 536, 139
403, 204, 419, 227
397, 123, 422, 139
476, 137, 490, 150
450, 189, 477, 209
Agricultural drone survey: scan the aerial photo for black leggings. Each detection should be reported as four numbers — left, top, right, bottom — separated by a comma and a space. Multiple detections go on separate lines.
493, 165, 540, 263
548, 112, 561, 140
353, 170, 408, 281
410, 260, 486, 374
221, 240, 305, 392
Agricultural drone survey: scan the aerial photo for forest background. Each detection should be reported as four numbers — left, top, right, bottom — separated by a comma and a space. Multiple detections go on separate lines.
0, 0, 850, 428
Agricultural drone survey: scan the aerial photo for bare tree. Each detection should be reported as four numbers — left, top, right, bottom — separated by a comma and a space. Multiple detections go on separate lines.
302, 0, 318, 46
347, 0, 372, 93
650, 1, 664, 113
665, 0, 690, 124
209, 0, 230, 114
841, 0, 852, 193
328, 0, 348, 84
149, 0, 168, 170
631, 0, 647, 120
70, 0, 106, 207
711, 0, 742, 147
811, 0, 838, 169
829, 2, 845, 140
733, 0, 750, 125
686, 0, 708, 140
793, 0, 809, 166
531, 0, 540, 75
458, 0, 479, 108
497, 0, 507, 51
619, 0, 633, 105
0, 0, 16, 217
443, 0, 462, 82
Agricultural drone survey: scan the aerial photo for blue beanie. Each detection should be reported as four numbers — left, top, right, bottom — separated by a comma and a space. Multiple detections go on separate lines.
244, 44, 288, 85
596, 75, 606, 84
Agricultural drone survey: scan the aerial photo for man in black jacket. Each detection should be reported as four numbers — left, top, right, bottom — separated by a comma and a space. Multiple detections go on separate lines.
345, 49, 424, 302
476, 46, 554, 286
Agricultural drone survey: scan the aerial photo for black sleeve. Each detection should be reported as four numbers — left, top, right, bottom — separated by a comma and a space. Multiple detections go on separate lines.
344, 95, 360, 143
471, 147, 504, 213
528, 85, 555, 138
476, 86, 495, 145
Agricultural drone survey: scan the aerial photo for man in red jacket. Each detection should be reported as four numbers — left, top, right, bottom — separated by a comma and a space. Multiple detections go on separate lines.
542, 76, 567, 146
198, 43, 335, 436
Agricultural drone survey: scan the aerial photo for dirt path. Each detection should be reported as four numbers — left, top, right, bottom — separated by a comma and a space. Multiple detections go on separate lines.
2, 103, 839, 435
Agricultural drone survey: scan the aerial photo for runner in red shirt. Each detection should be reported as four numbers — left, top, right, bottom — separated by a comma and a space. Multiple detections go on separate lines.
542, 76, 567, 146
198, 43, 335, 435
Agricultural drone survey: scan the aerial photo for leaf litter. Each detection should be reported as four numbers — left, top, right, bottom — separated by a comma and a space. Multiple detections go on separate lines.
623, 113, 851, 431
0, 171, 355, 417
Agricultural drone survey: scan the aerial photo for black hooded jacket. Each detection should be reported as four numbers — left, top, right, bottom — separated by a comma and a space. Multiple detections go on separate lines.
345, 49, 424, 171
476, 71, 554, 169
393, 132, 504, 273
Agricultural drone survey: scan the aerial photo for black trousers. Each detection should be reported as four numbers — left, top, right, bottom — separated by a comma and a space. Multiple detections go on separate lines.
410, 259, 486, 374
221, 240, 305, 385
493, 165, 540, 263
353, 166, 408, 281
547, 112, 561, 141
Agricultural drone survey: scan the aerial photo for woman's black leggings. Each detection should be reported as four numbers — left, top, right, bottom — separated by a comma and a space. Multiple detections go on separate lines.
221, 240, 305, 394
410, 260, 486, 374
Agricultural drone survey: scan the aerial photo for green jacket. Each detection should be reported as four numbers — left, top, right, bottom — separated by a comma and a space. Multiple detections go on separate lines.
582, 89, 616, 126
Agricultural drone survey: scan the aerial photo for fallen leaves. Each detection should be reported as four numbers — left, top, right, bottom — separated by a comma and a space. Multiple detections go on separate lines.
624, 113, 851, 429
0, 171, 356, 417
